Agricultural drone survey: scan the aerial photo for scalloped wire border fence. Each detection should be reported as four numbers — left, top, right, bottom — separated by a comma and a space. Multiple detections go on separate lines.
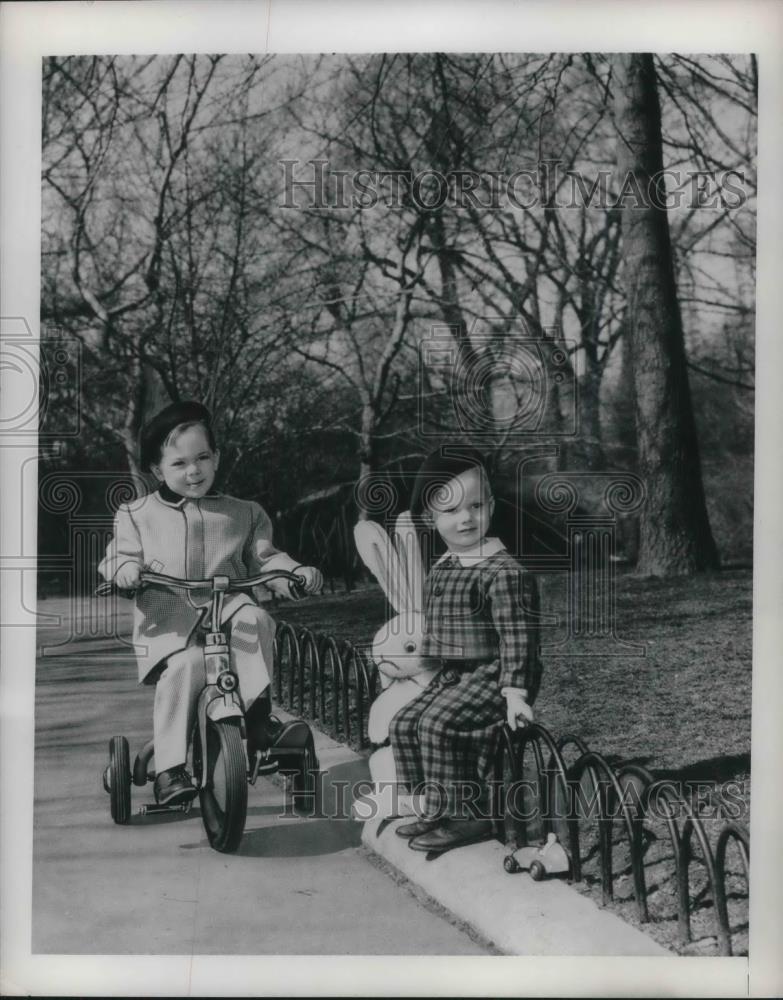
495, 723, 750, 956
272, 626, 749, 956
274, 622, 378, 749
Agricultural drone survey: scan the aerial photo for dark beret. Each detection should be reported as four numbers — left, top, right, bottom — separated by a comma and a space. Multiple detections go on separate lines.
139, 400, 213, 472
410, 446, 488, 515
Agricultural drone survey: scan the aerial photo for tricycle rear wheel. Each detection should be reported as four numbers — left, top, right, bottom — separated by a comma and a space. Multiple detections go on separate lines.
194, 718, 247, 853
291, 734, 319, 814
108, 736, 132, 824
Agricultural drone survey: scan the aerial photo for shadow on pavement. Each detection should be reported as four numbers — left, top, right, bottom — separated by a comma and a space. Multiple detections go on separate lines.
234, 816, 363, 858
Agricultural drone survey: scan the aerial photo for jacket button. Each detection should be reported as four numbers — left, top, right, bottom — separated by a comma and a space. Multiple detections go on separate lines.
433, 586, 443, 597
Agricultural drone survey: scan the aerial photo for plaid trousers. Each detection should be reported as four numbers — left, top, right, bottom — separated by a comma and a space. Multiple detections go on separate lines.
389, 660, 506, 819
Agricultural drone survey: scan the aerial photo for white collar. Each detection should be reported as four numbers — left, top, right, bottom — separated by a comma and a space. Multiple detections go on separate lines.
434, 537, 506, 568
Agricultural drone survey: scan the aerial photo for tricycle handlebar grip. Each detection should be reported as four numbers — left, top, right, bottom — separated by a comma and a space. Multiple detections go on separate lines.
95, 581, 138, 598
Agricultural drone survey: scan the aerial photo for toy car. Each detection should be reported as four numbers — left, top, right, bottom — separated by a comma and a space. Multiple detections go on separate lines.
503, 831, 571, 880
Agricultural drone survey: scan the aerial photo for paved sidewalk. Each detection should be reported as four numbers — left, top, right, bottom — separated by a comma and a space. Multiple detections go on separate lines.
32, 636, 489, 956
33, 597, 668, 957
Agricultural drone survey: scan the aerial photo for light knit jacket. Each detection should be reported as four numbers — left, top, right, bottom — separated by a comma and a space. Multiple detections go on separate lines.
98, 489, 299, 683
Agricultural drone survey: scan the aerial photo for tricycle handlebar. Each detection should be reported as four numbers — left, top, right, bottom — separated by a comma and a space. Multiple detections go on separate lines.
95, 569, 308, 599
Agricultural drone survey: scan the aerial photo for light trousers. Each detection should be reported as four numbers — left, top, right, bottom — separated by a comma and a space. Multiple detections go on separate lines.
153, 604, 275, 772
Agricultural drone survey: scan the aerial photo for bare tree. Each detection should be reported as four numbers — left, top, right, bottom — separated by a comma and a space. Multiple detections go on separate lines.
613, 53, 719, 574
41, 55, 302, 490
40, 52, 755, 566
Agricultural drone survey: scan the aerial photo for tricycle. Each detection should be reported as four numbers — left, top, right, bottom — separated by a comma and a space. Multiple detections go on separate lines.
99, 569, 319, 853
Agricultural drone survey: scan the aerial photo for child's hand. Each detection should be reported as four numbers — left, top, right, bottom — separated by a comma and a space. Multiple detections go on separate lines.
114, 562, 141, 591
503, 687, 533, 730
294, 566, 323, 595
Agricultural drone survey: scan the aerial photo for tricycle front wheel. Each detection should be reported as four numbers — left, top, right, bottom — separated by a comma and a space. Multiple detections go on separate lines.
194, 718, 247, 853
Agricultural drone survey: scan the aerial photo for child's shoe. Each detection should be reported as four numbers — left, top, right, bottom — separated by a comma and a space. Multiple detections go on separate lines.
395, 817, 440, 838
407, 817, 493, 852
154, 764, 197, 806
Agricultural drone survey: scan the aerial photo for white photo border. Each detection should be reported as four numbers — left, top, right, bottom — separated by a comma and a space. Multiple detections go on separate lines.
1, 0, 781, 996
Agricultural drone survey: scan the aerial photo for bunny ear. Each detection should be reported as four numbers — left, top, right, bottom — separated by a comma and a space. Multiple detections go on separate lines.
353, 520, 412, 613
393, 511, 424, 613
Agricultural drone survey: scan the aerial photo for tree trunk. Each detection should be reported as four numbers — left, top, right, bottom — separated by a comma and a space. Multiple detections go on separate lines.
574, 359, 605, 471
613, 53, 719, 575
615, 329, 641, 563
615, 326, 638, 469
356, 398, 377, 521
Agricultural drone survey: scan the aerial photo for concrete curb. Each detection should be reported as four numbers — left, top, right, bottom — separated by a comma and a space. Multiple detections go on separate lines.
283, 711, 670, 957
360, 816, 668, 956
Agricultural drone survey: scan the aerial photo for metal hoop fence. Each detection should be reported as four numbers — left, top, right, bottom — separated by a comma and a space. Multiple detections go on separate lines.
495, 724, 749, 956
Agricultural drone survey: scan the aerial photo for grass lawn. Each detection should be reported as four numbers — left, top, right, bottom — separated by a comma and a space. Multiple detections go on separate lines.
277, 566, 753, 955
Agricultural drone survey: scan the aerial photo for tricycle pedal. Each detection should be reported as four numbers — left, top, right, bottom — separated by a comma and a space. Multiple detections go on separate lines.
248, 749, 279, 785
138, 802, 192, 816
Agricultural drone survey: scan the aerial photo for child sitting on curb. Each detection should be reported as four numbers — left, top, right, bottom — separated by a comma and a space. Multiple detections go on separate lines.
99, 400, 323, 806
390, 447, 542, 852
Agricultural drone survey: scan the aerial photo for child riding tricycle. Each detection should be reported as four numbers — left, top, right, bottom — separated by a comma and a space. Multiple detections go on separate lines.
99, 568, 320, 853
97, 399, 323, 853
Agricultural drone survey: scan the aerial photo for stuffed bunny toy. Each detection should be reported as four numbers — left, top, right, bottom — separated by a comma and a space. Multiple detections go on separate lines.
352, 512, 436, 820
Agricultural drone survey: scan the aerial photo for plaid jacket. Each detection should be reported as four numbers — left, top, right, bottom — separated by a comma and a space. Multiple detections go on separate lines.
390, 543, 542, 816
421, 546, 542, 699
